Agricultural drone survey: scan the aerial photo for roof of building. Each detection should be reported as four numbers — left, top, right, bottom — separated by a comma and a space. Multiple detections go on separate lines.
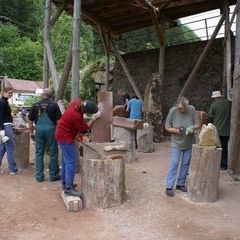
52, 0, 237, 34
6, 78, 43, 92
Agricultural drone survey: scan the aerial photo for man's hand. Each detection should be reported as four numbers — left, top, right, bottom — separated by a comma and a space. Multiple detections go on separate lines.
91, 111, 101, 121
186, 126, 194, 135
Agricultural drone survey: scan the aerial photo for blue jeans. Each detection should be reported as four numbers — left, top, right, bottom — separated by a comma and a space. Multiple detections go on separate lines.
0, 125, 18, 173
166, 147, 192, 189
59, 143, 77, 189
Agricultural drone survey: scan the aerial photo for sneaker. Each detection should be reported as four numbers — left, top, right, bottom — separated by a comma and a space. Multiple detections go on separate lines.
50, 175, 61, 182
0, 168, 4, 174
166, 188, 174, 197
62, 183, 77, 190
176, 185, 187, 192
64, 188, 83, 199
10, 172, 17, 176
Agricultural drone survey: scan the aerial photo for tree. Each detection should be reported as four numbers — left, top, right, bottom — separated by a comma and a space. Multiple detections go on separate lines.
0, 24, 42, 80
0, 0, 43, 40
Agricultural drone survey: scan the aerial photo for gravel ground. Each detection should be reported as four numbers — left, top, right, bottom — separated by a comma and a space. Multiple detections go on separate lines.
0, 140, 240, 240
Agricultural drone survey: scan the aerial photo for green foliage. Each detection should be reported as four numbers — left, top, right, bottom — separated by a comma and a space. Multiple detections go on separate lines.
0, 24, 43, 80
166, 20, 200, 45
118, 22, 200, 52
0, 0, 43, 39
80, 62, 99, 102
24, 96, 40, 107
50, 13, 99, 71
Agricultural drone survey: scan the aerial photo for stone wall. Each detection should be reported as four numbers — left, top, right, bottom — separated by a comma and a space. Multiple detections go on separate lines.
112, 38, 233, 118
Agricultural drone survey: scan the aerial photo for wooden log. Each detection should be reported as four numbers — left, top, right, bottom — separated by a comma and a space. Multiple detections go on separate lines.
187, 145, 222, 202
113, 126, 136, 163
61, 191, 82, 212
81, 157, 125, 209
137, 126, 154, 153
14, 129, 30, 169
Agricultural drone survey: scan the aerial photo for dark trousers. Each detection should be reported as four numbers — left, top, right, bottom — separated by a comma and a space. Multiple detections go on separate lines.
219, 136, 229, 169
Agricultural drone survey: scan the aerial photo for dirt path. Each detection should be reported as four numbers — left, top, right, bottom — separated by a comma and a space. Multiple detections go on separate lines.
0, 141, 240, 240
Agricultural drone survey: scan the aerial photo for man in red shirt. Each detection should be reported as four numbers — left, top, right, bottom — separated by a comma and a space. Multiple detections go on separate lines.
55, 99, 98, 197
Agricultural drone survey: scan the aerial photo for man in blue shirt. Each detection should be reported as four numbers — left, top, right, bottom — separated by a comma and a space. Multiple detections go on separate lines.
127, 96, 144, 120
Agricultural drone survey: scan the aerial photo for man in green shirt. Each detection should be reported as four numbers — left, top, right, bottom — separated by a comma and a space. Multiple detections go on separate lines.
208, 91, 231, 170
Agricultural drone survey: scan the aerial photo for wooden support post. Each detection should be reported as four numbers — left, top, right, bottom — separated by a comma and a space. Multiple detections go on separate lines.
223, 0, 240, 47
228, 4, 240, 174
110, 38, 142, 100
56, 43, 72, 100
223, 0, 232, 99
178, 12, 226, 98
43, 0, 51, 88
71, 0, 81, 100
45, 40, 59, 90
187, 145, 222, 202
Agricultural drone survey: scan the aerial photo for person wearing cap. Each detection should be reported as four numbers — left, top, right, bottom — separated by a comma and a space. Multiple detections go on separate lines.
28, 88, 62, 182
0, 86, 18, 175
55, 99, 99, 197
208, 91, 231, 170
165, 97, 199, 197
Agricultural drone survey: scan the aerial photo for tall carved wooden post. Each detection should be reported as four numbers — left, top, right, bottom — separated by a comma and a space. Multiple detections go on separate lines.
143, 1, 165, 142
228, 2, 240, 174
71, 0, 81, 100
43, 0, 50, 88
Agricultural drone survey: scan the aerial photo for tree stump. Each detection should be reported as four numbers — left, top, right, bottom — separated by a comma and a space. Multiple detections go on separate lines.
113, 126, 136, 162
187, 144, 222, 202
137, 126, 154, 153
81, 156, 125, 209
14, 128, 30, 169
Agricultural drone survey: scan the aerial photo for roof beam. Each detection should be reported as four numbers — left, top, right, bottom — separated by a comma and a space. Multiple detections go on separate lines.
82, 9, 117, 34
138, 0, 165, 45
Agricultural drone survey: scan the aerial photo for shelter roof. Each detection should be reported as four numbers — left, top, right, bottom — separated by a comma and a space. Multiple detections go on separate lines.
52, 0, 237, 34
7, 78, 42, 92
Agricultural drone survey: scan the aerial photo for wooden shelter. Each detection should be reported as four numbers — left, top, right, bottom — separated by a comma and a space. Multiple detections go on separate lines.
44, 0, 240, 174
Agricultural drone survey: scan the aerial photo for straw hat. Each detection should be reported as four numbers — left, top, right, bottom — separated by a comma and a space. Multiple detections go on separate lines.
211, 91, 222, 98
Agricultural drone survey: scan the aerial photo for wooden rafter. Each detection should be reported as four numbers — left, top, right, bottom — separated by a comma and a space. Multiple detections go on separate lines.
53, 0, 237, 35
82, 10, 114, 34
139, 0, 165, 45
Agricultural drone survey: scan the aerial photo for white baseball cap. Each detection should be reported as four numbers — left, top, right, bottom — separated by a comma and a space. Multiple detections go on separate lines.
211, 91, 222, 98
